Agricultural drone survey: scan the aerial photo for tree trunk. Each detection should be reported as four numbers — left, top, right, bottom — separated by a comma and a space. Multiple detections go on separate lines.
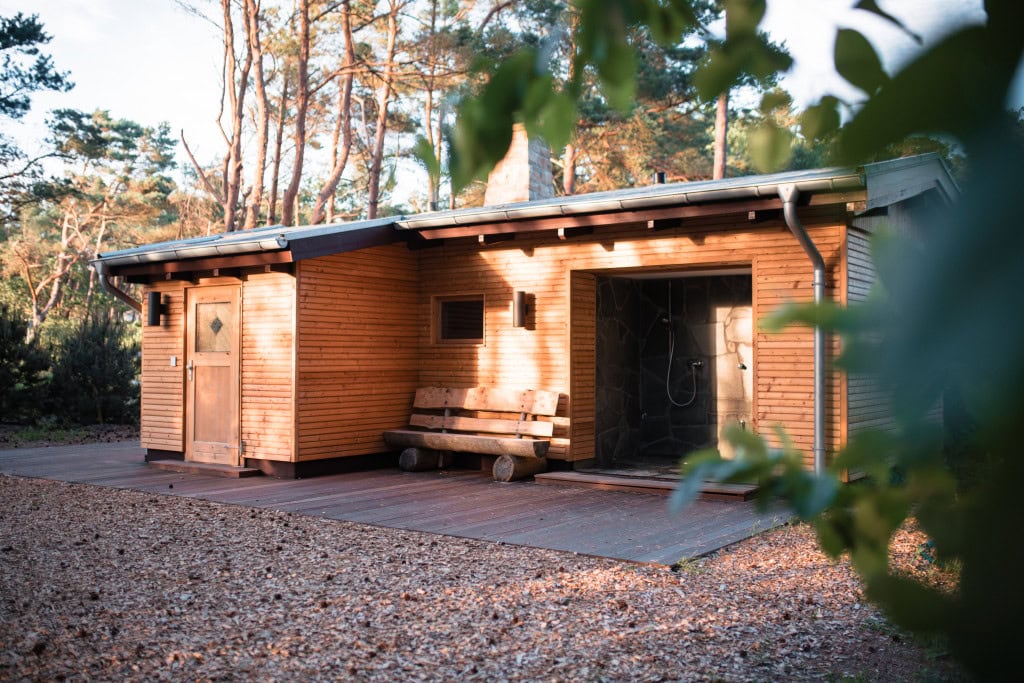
21, 210, 79, 341
242, 0, 270, 230
311, 0, 356, 225
562, 143, 577, 195
281, 0, 310, 226
562, 11, 580, 196
268, 70, 289, 225
322, 70, 345, 225
82, 216, 108, 317
424, 0, 440, 209
434, 98, 445, 208
220, 0, 252, 232
424, 88, 439, 209
713, 90, 728, 180
366, 0, 400, 220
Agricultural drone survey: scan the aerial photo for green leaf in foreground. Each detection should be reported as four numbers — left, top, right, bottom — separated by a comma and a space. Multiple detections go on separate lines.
834, 29, 888, 95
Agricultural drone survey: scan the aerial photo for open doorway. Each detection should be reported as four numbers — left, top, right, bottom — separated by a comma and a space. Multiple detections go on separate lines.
593, 270, 753, 473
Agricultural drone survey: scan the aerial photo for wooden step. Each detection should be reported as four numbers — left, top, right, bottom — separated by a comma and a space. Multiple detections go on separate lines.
534, 471, 757, 501
149, 459, 263, 478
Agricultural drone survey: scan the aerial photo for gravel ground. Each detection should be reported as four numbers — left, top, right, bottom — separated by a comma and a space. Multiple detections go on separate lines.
0, 474, 963, 682
0, 425, 139, 450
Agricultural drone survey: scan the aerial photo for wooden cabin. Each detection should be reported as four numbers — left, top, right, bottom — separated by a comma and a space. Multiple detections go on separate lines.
94, 149, 956, 478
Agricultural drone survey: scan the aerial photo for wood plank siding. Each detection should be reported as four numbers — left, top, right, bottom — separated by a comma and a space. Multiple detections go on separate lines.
417, 209, 848, 468
139, 274, 295, 461
294, 244, 419, 461
569, 272, 597, 462
843, 223, 943, 444
140, 282, 186, 451
844, 227, 894, 438
140, 212, 848, 471
240, 271, 296, 461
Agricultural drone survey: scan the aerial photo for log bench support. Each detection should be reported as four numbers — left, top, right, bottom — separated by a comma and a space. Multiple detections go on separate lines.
398, 447, 442, 472
492, 454, 548, 482
384, 387, 560, 481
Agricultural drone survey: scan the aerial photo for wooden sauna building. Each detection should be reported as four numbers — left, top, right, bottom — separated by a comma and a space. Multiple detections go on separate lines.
94, 153, 956, 478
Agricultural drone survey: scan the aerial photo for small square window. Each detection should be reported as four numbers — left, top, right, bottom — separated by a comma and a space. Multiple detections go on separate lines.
437, 296, 484, 343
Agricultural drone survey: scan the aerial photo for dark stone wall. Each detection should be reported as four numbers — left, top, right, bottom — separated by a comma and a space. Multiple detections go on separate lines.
594, 278, 644, 467
595, 275, 751, 467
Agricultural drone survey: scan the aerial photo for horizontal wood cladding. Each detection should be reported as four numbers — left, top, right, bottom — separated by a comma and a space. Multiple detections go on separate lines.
416, 213, 847, 465
140, 282, 185, 451
295, 244, 419, 461
241, 272, 296, 462
845, 228, 895, 440
569, 272, 597, 461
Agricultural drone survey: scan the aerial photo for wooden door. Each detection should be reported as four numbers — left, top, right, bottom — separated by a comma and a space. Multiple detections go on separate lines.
185, 285, 241, 465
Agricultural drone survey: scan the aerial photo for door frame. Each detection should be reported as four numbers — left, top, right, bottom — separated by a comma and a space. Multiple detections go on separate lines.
184, 283, 242, 465
571, 264, 757, 466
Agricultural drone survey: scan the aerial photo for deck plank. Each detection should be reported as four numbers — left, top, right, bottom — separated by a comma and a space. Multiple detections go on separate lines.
0, 443, 789, 565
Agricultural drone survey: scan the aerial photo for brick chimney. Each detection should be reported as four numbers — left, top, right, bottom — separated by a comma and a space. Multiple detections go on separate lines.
483, 124, 554, 205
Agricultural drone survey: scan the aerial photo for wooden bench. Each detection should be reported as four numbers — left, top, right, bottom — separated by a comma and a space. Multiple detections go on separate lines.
383, 387, 561, 482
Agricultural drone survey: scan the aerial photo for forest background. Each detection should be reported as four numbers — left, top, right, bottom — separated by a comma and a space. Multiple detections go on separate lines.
3, 0, 986, 350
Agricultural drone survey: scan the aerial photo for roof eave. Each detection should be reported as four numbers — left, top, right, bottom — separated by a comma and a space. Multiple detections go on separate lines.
93, 216, 404, 271
395, 172, 866, 232
93, 236, 288, 270
862, 153, 960, 210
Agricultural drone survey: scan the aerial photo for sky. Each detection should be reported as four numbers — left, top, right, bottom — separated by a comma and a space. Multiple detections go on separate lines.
761, 0, 994, 104
1, 0, 1021, 182
1, 0, 225, 163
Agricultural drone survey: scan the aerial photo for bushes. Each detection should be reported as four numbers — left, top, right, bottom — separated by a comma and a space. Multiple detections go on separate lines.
49, 316, 140, 425
0, 305, 51, 422
0, 306, 139, 426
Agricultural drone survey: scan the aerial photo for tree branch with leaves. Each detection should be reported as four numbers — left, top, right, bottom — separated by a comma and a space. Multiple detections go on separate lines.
444, 0, 1024, 677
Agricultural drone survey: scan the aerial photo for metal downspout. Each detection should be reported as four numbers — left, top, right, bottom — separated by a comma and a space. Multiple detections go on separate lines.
94, 262, 142, 313
778, 184, 826, 475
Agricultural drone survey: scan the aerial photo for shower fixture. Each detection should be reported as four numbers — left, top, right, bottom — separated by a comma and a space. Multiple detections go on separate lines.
665, 282, 700, 408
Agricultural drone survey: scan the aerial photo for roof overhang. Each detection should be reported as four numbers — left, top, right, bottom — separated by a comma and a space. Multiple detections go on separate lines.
94, 153, 957, 279
861, 152, 959, 210
394, 168, 865, 234
95, 217, 402, 279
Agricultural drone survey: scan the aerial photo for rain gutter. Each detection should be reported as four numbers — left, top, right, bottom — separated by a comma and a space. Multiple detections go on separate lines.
396, 174, 863, 230
778, 184, 826, 475
91, 234, 288, 312
94, 260, 142, 313
95, 234, 289, 269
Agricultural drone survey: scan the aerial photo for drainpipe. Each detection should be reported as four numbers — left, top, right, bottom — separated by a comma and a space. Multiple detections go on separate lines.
778, 184, 826, 475
94, 261, 142, 313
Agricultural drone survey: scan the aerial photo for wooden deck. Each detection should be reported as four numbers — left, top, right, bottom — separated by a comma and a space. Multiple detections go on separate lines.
0, 442, 789, 565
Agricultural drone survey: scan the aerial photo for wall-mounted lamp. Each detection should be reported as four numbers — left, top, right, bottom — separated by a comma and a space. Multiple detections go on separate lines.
146, 291, 166, 327
512, 291, 530, 328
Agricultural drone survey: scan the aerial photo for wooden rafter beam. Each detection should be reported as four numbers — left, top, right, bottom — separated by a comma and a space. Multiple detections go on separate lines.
557, 227, 594, 240
479, 232, 516, 245
647, 218, 682, 231
112, 249, 294, 280
410, 192, 863, 241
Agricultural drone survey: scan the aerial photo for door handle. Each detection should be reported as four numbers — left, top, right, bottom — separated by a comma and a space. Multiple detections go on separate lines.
187, 359, 194, 382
